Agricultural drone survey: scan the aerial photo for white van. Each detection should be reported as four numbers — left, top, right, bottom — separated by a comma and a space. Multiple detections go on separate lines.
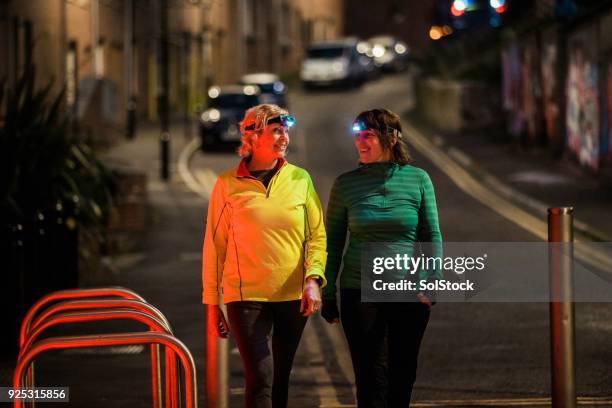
300, 40, 368, 89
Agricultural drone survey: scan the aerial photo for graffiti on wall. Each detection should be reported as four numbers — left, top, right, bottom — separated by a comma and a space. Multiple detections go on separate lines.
605, 61, 612, 164
502, 43, 522, 137
521, 38, 542, 141
502, 37, 544, 142
566, 40, 600, 171
540, 42, 559, 141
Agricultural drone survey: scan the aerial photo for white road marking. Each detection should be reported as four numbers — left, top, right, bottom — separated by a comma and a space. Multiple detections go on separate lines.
177, 137, 216, 199
301, 319, 343, 406
320, 321, 355, 391
409, 397, 612, 406
432, 135, 445, 147
403, 121, 612, 274
193, 168, 218, 197
179, 252, 201, 262
318, 396, 612, 407
447, 147, 472, 167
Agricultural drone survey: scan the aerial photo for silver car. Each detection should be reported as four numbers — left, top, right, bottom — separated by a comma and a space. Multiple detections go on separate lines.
300, 39, 369, 89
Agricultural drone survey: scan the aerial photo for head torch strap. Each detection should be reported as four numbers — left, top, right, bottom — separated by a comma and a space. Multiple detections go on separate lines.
244, 114, 295, 131
387, 125, 402, 139
352, 121, 402, 139
267, 114, 295, 127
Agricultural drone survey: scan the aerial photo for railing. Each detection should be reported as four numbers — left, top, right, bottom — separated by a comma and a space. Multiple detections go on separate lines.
22, 297, 173, 408
19, 308, 178, 408
19, 287, 145, 349
14, 332, 197, 408
18, 288, 149, 405
16, 287, 187, 408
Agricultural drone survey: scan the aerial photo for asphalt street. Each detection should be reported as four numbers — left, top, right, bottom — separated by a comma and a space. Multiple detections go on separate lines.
11, 71, 610, 408
192, 71, 612, 406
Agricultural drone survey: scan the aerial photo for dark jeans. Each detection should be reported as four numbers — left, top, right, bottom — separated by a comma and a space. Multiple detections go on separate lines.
340, 289, 430, 408
226, 300, 307, 408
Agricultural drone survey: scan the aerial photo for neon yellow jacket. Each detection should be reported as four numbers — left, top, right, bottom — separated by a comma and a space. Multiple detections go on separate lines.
202, 159, 327, 305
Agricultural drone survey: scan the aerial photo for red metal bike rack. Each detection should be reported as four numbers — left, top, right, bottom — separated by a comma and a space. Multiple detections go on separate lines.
18, 290, 176, 408
20, 298, 177, 408
20, 309, 179, 408
27, 299, 171, 338
19, 287, 145, 349
20, 309, 170, 356
14, 332, 197, 408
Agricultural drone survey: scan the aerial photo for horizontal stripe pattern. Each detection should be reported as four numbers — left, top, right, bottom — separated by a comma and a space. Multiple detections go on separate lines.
323, 162, 442, 297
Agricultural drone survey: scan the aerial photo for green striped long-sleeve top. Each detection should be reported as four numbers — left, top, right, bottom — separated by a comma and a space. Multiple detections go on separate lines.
323, 162, 442, 298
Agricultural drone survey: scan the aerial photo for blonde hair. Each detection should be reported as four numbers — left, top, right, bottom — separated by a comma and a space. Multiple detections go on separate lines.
237, 104, 289, 158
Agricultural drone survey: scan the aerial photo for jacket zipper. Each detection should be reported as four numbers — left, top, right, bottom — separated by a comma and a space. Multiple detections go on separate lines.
241, 162, 286, 198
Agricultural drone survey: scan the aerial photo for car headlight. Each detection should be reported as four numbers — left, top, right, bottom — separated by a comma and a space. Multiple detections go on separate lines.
273, 81, 285, 93
332, 61, 346, 73
395, 43, 407, 55
201, 108, 221, 123
372, 45, 385, 58
208, 87, 220, 99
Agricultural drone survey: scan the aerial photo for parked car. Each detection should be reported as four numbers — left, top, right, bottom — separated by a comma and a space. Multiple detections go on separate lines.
356, 40, 382, 80
198, 85, 263, 149
367, 35, 410, 73
300, 39, 369, 89
240, 72, 288, 108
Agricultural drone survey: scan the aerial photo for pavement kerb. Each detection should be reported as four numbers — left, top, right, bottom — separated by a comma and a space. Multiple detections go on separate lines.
402, 115, 612, 244
178, 137, 214, 199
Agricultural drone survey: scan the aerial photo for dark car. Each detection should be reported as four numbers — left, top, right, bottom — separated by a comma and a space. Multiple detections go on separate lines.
199, 85, 263, 149
240, 73, 288, 108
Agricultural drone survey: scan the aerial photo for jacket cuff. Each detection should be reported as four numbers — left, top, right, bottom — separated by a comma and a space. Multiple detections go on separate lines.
305, 268, 327, 288
202, 292, 220, 305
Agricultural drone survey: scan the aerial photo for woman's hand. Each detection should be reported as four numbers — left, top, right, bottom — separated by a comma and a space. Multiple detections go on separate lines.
321, 297, 340, 324
417, 292, 433, 309
208, 304, 230, 338
300, 276, 322, 316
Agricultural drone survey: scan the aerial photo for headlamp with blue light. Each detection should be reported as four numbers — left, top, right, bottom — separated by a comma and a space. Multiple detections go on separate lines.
244, 114, 296, 131
352, 121, 366, 133
351, 120, 402, 139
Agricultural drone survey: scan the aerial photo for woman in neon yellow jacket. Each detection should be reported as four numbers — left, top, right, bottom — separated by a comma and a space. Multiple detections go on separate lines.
202, 103, 327, 408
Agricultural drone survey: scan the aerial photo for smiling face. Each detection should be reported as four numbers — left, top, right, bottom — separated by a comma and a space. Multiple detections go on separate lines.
252, 123, 290, 160
354, 129, 391, 164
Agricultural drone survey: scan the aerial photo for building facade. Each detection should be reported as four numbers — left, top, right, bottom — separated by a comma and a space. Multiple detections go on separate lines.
1, 0, 343, 142
343, 0, 434, 55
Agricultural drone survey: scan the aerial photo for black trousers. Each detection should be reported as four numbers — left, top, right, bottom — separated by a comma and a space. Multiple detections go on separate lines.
226, 300, 307, 408
340, 290, 430, 408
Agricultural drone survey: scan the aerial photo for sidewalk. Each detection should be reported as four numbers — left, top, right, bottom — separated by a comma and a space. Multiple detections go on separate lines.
4, 109, 610, 405
404, 112, 612, 242
92, 121, 209, 406
0, 122, 210, 406
0, 121, 354, 407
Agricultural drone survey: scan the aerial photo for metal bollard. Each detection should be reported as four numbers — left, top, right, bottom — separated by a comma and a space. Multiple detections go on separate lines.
548, 207, 576, 408
205, 302, 228, 408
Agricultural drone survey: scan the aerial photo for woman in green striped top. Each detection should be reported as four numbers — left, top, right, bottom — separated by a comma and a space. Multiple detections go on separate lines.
322, 108, 442, 407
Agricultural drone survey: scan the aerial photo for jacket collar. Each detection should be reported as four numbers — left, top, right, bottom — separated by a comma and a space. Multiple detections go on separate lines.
236, 157, 287, 178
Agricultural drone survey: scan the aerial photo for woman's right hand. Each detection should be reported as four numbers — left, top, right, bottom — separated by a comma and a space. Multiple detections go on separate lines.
208, 305, 230, 338
321, 297, 340, 324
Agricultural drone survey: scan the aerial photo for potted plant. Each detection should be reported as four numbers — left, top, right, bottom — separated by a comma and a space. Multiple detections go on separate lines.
0, 67, 116, 354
